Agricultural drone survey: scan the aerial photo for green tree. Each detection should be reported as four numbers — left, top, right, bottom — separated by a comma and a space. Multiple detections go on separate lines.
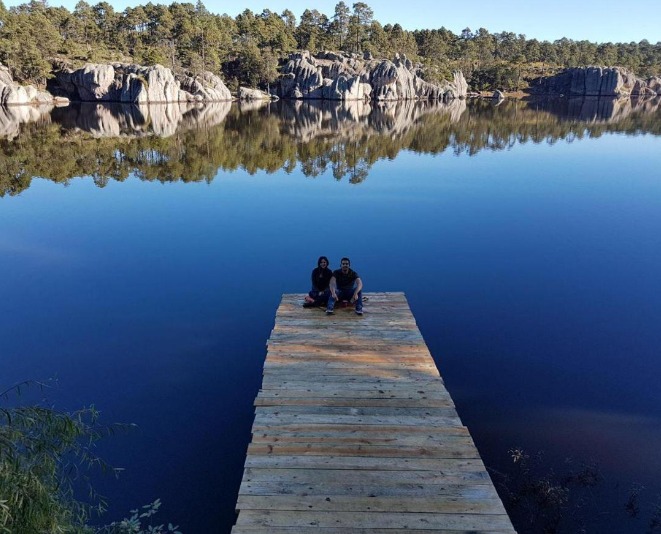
295, 8, 327, 51
348, 2, 373, 54
331, 1, 350, 50
259, 8, 295, 52
0, 9, 61, 84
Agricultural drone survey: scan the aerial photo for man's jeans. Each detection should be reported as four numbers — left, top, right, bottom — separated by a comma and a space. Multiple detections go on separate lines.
327, 287, 363, 312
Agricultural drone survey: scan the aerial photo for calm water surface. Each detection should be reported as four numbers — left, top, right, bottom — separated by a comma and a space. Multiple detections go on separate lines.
1, 97, 661, 533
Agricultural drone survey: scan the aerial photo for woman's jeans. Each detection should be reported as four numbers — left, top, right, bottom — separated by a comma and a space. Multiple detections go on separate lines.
308, 289, 330, 305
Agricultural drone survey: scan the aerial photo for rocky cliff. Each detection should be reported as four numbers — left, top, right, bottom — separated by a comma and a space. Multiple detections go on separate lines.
530, 67, 661, 97
1, 63, 65, 106
275, 51, 467, 101
49, 63, 233, 103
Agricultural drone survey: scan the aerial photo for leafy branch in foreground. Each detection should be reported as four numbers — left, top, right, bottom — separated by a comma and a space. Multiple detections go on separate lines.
0, 380, 135, 533
97, 500, 182, 534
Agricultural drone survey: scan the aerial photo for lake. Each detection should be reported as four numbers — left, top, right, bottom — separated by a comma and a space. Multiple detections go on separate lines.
2, 96, 661, 533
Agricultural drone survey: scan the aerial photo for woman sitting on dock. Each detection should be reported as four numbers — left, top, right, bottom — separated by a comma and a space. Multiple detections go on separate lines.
303, 256, 333, 308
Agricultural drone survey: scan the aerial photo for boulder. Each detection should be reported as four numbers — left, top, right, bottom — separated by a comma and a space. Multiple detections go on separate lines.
178, 71, 232, 101
139, 65, 180, 102
323, 75, 371, 101
369, 59, 467, 101
238, 87, 272, 101
452, 71, 469, 98
643, 76, 661, 95
279, 53, 324, 98
275, 50, 465, 102
0, 64, 13, 86
369, 59, 417, 101
530, 67, 661, 97
72, 64, 116, 100
0, 62, 59, 106
51, 63, 232, 103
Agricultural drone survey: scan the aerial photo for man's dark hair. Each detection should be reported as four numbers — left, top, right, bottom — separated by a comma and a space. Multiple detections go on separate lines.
317, 256, 329, 267
341, 257, 350, 265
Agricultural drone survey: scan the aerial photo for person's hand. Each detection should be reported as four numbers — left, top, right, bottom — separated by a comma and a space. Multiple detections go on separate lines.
331, 291, 337, 300
351, 293, 358, 303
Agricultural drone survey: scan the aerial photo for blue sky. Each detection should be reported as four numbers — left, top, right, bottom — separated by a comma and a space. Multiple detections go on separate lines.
5, 0, 660, 44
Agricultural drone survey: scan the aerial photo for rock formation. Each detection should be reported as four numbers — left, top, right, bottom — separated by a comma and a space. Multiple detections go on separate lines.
275, 51, 467, 102
1, 63, 65, 106
530, 67, 661, 97
239, 87, 273, 101
50, 63, 232, 103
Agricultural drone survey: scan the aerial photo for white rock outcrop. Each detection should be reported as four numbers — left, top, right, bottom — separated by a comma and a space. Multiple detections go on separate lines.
53, 64, 233, 103
275, 51, 467, 102
1, 63, 62, 106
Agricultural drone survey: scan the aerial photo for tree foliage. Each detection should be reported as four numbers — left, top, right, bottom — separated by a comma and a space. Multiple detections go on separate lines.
0, 1, 659, 90
2, 98, 661, 197
0, 381, 181, 534
0, 381, 113, 533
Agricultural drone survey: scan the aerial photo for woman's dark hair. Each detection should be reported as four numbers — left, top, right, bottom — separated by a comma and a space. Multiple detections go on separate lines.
317, 256, 329, 267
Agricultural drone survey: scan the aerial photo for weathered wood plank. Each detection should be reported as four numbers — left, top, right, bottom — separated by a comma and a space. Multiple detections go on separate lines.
232, 528, 514, 534
243, 454, 485, 472
250, 433, 472, 446
234, 510, 516, 530
236, 494, 506, 514
238, 478, 497, 497
231, 293, 516, 534
246, 442, 480, 459
252, 413, 465, 428
240, 468, 489, 487
254, 397, 454, 408
250, 424, 471, 438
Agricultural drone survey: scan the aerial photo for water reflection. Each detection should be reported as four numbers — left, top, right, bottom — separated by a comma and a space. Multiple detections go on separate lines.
0, 103, 52, 140
530, 95, 661, 123
1, 96, 660, 196
51, 101, 232, 138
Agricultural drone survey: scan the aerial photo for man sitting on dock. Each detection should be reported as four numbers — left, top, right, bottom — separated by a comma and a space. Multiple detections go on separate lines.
326, 257, 363, 316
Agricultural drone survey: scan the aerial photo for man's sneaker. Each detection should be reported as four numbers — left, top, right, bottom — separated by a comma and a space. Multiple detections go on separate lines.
355, 309, 363, 316
326, 309, 334, 315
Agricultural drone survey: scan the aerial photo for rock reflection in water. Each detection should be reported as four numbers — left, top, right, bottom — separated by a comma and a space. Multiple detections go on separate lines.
528, 95, 661, 123
51, 101, 232, 138
0, 104, 53, 140
2, 97, 660, 197
277, 98, 466, 142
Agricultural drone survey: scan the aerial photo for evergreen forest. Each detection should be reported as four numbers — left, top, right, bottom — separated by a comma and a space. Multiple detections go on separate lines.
0, 0, 660, 93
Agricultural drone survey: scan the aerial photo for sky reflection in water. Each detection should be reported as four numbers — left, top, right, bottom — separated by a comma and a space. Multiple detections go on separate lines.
1, 101, 661, 533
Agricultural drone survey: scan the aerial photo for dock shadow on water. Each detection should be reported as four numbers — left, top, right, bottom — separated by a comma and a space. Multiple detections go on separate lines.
1, 95, 660, 196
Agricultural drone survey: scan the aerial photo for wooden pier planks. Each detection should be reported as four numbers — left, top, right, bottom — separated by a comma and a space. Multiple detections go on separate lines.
232, 292, 516, 533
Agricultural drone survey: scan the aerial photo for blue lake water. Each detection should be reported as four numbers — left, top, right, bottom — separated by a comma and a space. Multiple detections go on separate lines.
1, 98, 661, 532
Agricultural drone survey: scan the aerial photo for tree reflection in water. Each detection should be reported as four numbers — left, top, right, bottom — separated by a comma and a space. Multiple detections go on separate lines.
1, 96, 660, 197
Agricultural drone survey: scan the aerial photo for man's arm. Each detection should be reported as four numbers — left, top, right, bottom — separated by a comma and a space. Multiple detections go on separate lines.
329, 276, 337, 299
352, 277, 363, 302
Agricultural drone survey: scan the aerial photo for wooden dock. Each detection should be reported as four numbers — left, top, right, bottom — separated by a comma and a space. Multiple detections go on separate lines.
232, 292, 516, 533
